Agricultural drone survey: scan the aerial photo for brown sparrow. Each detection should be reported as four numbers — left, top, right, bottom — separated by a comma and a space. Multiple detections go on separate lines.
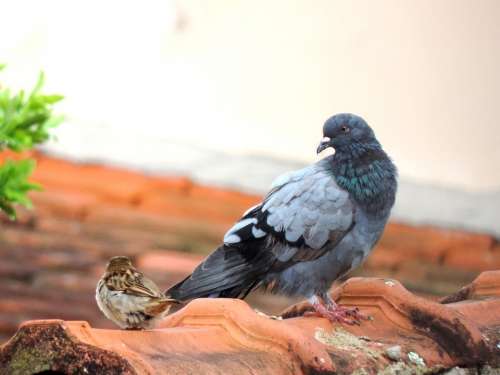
96, 256, 179, 329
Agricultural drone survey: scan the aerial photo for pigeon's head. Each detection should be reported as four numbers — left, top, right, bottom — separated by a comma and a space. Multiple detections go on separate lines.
106, 256, 133, 272
317, 113, 377, 154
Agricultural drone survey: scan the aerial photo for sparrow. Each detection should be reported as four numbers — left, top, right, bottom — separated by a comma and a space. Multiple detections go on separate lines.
166, 113, 397, 324
96, 256, 179, 329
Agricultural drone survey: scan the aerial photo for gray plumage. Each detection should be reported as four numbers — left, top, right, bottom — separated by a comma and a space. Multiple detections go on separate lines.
167, 113, 397, 310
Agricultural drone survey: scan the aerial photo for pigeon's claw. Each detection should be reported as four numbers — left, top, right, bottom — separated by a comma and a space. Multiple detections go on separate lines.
327, 304, 369, 325
305, 301, 357, 325
301, 295, 369, 325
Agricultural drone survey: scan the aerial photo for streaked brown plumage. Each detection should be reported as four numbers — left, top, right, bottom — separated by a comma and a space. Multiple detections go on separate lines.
96, 256, 179, 329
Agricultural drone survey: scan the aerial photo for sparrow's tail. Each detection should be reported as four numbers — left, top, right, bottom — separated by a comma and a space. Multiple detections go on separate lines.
165, 243, 274, 301
145, 297, 181, 316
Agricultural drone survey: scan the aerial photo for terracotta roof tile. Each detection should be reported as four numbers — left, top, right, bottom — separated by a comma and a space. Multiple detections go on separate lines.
2, 272, 500, 374
1, 152, 500, 373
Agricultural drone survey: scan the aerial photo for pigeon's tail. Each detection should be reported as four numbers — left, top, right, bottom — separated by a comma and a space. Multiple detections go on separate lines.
166, 243, 274, 301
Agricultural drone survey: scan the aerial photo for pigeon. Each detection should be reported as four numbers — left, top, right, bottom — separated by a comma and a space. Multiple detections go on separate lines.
166, 113, 397, 324
96, 256, 179, 329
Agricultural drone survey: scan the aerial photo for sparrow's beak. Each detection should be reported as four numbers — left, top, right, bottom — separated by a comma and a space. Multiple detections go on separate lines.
317, 136, 332, 154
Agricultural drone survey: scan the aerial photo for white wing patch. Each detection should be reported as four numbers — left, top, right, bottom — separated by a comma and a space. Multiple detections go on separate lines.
224, 218, 260, 244
230, 218, 257, 231
252, 226, 267, 238
224, 234, 242, 244
242, 204, 260, 217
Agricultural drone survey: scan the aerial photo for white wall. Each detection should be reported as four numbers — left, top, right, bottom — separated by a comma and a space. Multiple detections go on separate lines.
1, 0, 500, 192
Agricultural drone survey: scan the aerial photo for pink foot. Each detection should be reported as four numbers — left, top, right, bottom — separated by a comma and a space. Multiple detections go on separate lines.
305, 301, 369, 325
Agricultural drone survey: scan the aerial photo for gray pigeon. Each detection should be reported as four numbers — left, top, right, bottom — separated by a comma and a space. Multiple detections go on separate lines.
166, 113, 397, 324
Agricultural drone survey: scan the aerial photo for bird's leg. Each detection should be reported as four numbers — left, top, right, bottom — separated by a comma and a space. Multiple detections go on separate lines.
303, 295, 356, 325
322, 292, 369, 324
303, 294, 368, 325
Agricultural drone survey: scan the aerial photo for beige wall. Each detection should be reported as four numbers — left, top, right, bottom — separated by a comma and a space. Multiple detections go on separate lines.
1, 0, 499, 192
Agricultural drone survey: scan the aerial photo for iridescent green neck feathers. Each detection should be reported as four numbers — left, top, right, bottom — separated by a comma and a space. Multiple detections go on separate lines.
329, 142, 397, 215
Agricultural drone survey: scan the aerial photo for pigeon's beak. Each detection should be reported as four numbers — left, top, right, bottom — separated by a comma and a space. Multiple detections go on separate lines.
317, 136, 332, 154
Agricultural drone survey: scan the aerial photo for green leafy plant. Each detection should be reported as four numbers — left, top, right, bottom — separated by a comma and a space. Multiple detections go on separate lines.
0, 65, 63, 219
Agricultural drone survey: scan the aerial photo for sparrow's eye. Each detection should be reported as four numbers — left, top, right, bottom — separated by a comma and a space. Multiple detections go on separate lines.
341, 126, 349, 133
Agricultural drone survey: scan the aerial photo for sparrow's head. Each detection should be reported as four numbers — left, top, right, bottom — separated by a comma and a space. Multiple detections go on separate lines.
317, 113, 377, 154
106, 256, 133, 273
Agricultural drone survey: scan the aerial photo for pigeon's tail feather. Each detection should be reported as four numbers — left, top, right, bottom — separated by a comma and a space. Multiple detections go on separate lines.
166, 244, 273, 301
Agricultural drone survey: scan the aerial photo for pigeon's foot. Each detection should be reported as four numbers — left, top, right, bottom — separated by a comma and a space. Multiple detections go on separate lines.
303, 295, 369, 325
304, 302, 361, 325
280, 295, 370, 324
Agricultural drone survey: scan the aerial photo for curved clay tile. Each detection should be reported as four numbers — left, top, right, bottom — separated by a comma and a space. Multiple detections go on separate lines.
1, 271, 500, 374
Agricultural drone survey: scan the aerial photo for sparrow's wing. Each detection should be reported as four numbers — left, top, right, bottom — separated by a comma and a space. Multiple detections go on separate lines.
105, 271, 164, 299
223, 161, 355, 263
126, 273, 164, 298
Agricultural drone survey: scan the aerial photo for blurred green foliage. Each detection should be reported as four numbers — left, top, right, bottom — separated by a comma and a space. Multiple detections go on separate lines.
0, 65, 63, 219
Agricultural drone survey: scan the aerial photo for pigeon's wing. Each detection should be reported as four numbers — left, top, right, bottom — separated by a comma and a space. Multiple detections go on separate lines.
166, 162, 355, 301
223, 161, 355, 263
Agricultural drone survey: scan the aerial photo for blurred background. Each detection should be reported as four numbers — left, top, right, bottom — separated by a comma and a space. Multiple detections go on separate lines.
0, 0, 499, 342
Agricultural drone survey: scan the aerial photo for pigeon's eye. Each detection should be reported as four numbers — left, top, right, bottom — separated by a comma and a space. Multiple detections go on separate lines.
341, 126, 349, 133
